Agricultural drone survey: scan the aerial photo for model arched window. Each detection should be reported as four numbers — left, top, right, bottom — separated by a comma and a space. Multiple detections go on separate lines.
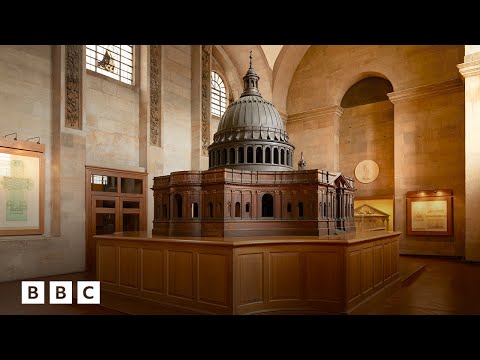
192, 203, 199, 218
86, 45, 134, 85
298, 202, 304, 217
235, 202, 241, 217
262, 194, 274, 217
174, 194, 183, 218
208, 202, 213, 218
211, 71, 227, 117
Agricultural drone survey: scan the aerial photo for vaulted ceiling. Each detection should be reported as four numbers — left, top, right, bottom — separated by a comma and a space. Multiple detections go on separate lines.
261, 45, 284, 70
216, 45, 311, 114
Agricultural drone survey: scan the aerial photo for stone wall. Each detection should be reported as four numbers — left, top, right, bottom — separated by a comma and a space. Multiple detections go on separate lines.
340, 100, 394, 197
0, 45, 195, 282
0, 45, 72, 281
162, 45, 192, 175
85, 72, 140, 169
286, 45, 465, 256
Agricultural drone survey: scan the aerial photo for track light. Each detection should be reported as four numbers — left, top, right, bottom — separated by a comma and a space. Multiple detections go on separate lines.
26, 137, 40, 144
4, 132, 17, 140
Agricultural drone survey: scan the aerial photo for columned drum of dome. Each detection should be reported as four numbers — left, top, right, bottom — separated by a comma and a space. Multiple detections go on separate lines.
208, 54, 294, 172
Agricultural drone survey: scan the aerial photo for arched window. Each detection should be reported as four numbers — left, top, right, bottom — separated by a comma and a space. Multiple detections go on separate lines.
247, 147, 253, 163
323, 202, 327, 218
163, 204, 168, 219
298, 202, 304, 217
245, 202, 250, 213
273, 148, 279, 164
238, 147, 244, 163
86, 45, 134, 85
280, 149, 285, 165
211, 71, 227, 117
256, 147, 263, 163
174, 194, 183, 218
229, 148, 235, 164
222, 148, 227, 165
262, 193, 274, 217
287, 203, 292, 213
192, 203, 199, 218
208, 202, 213, 218
265, 147, 271, 163
235, 202, 241, 217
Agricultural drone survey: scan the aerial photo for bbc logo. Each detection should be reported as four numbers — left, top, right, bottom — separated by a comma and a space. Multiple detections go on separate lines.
21, 281, 100, 305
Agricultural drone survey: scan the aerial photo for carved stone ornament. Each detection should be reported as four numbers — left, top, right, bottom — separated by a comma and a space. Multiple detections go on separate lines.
201, 45, 212, 155
150, 45, 161, 146
354, 160, 379, 184
65, 45, 82, 129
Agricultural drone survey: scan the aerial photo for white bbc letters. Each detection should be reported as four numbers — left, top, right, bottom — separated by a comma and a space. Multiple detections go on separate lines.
77, 281, 100, 304
21, 281, 100, 305
49, 281, 73, 304
21, 281, 45, 304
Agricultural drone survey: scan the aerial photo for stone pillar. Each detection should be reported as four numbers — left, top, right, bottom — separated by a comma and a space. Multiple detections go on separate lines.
458, 54, 480, 261
388, 79, 464, 256
139, 45, 164, 233
191, 45, 203, 170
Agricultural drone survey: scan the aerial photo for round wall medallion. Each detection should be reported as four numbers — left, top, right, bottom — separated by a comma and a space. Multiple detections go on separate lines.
355, 160, 379, 184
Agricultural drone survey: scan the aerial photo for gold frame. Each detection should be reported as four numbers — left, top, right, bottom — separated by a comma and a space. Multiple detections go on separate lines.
0, 138, 45, 236
406, 189, 453, 236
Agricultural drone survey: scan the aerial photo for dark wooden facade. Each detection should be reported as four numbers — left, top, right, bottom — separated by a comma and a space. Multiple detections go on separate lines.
152, 168, 356, 237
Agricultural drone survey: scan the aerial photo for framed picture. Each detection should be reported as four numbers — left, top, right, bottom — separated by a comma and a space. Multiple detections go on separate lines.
0, 138, 45, 236
406, 189, 452, 236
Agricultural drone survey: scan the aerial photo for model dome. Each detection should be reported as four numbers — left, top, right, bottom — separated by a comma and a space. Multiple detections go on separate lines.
208, 52, 295, 171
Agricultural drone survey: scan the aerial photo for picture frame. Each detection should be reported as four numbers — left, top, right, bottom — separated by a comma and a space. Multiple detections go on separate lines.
406, 189, 452, 236
0, 138, 45, 236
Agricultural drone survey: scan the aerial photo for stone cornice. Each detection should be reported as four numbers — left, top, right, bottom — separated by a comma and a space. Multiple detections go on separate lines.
458, 60, 480, 78
278, 110, 288, 122
288, 105, 344, 123
387, 78, 464, 104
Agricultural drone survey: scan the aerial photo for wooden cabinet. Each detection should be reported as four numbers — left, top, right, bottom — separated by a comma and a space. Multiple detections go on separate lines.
86, 166, 148, 273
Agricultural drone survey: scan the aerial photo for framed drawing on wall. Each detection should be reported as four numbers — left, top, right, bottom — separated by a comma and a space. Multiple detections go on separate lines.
0, 138, 45, 236
406, 189, 452, 236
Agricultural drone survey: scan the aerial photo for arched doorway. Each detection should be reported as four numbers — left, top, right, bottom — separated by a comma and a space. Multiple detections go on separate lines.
340, 76, 395, 231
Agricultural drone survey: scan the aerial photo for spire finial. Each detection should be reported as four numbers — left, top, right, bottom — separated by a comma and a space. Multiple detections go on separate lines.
249, 50, 252, 68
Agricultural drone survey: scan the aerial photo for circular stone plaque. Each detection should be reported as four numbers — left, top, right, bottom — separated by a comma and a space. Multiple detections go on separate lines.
354, 160, 379, 184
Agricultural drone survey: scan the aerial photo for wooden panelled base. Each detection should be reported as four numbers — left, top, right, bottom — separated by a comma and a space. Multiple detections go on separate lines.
96, 232, 400, 314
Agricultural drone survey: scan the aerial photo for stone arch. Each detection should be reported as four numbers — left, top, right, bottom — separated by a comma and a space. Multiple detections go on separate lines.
272, 45, 311, 115
335, 71, 396, 106
212, 45, 243, 101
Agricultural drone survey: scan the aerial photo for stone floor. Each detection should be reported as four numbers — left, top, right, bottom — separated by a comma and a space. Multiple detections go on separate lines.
1, 255, 479, 315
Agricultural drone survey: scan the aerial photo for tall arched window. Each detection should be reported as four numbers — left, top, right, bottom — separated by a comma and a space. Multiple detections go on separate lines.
211, 71, 227, 117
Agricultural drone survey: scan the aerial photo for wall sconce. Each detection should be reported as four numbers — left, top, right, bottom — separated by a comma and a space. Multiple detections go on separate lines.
4, 132, 17, 140
26, 137, 40, 144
